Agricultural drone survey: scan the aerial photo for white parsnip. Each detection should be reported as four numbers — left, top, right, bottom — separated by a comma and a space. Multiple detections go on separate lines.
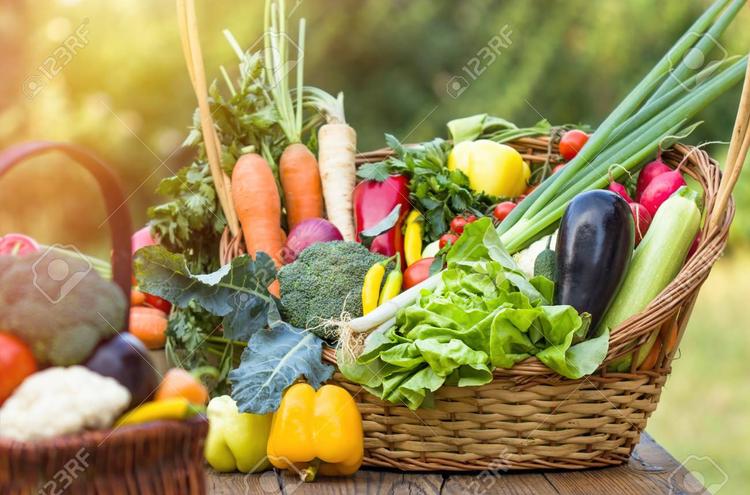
318, 122, 357, 241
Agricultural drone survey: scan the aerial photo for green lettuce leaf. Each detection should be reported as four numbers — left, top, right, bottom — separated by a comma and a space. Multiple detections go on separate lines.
340, 217, 608, 409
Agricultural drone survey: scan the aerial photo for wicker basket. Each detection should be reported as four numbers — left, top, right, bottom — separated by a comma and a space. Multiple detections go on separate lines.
218, 134, 737, 472
0, 142, 208, 494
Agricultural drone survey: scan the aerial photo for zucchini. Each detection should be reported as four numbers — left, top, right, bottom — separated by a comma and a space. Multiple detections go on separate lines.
601, 187, 701, 371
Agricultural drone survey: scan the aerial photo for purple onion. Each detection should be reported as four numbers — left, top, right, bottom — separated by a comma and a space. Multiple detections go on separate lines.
282, 218, 343, 263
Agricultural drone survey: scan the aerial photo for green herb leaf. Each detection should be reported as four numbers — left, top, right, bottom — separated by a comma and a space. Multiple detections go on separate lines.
356, 162, 392, 182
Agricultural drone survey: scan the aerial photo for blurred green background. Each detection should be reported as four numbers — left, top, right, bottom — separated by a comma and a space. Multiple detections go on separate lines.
0, 1, 748, 492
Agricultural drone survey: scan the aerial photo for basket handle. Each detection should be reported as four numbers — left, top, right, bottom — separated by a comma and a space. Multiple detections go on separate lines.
708, 56, 750, 232
0, 141, 133, 318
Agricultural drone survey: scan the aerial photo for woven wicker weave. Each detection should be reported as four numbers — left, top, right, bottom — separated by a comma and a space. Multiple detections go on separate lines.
221, 135, 734, 471
0, 142, 208, 494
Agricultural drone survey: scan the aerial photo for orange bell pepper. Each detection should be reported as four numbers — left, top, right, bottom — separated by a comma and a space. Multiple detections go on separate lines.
267, 383, 363, 480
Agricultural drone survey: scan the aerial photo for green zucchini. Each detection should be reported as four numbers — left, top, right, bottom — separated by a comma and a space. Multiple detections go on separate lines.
602, 187, 701, 371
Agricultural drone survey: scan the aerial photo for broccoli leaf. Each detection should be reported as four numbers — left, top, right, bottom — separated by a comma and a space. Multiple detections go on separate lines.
134, 246, 277, 341
229, 319, 334, 414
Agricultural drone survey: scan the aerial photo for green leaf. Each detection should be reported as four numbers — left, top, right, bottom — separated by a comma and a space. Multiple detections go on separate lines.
229, 320, 334, 414
134, 246, 277, 341
356, 161, 392, 182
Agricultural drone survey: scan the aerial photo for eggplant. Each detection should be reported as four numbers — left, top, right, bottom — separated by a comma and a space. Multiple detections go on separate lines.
555, 190, 634, 331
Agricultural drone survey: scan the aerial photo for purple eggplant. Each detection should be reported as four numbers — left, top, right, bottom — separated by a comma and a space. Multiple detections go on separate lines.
555, 190, 634, 331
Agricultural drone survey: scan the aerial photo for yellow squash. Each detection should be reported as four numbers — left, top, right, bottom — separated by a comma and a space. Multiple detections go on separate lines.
267, 383, 363, 480
447, 139, 530, 198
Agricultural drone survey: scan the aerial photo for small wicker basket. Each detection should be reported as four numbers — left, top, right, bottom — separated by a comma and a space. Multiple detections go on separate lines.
0, 142, 208, 494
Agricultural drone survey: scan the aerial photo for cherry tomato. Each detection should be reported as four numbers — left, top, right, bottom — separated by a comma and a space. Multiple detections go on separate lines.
449, 217, 469, 235
492, 201, 516, 222
0, 234, 39, 256
0, 332, 38, 404
403, 257, 436, 290
439, 233, 459, 249
559, 130, 589, 161
551, 164, 566, 175
464, 214, 478, 223
144, 293, 172, 313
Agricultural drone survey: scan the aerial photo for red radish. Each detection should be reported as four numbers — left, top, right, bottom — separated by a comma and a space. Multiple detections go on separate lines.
608, 182, 633, 203
639, 171, 687, 217
132, 226, 157, 254
0, 234, 39, 256
629, 203, 652, 245
636, 159, 672, 201
687, 232, 702, 259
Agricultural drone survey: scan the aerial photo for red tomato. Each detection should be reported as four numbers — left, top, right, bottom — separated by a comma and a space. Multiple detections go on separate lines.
0, 234, 39, 256
0, 332, 38, 404
439, 233, 459, 249
524, 185, 536, 196
144, 293, 172, 313
559, 130, 589, 161
449, 217, 469, 235
464, 215, 478, 223
492, 201, 516, 222
403, 257, 436, 290
551, 164, 566, 174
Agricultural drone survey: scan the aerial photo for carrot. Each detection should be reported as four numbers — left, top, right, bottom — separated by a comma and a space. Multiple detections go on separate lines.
131, 288, 146, 306
232, 153, 284, 265
639, 339, 662, 371
660, 316, 681, 355
318, 122, 357, 241
129, 306, 168, 350
156, 368, 209, 405
280, 143, 324, 229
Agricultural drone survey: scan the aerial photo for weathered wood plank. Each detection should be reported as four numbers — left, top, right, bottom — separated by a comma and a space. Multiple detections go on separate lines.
206, 433, 708, 495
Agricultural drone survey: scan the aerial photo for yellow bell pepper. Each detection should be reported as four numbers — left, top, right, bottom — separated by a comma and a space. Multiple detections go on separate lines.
447, 139, 530, 198
204, 395, 273, 473
267, 383, 363, 480
403, 210, 423, 266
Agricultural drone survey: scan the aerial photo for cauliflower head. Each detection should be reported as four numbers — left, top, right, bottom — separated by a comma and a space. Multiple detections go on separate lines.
0, 366, 131, 441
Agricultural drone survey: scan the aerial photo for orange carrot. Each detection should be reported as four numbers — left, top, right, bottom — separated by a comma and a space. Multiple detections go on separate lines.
232, 153, 283, 297
156, 368, 209, 405
129, 306, 168, 350
660, 317, 680, 355
640, 339, 662, 371
280, 143, 324, 229
131, 288, 146, 306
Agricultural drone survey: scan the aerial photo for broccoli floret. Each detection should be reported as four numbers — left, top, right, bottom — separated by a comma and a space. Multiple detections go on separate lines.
278, 241, 385, 339
0, 252, 126, 365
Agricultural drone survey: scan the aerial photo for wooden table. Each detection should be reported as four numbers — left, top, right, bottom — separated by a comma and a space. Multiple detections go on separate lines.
207, 433, 708, 495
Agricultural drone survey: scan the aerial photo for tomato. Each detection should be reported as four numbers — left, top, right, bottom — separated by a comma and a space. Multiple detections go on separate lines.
0, 332, 38, 404
439, 233, 459, 249
492, 201, 516, 222
524, 185, 536, 196
0, 234, 39, 256
559, 130, 589, 161
551, 164, 566, 175
403, 257, 436, 290
464, 214, 478, 223
144, 293, 172, 313
449, 216, 469, 235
